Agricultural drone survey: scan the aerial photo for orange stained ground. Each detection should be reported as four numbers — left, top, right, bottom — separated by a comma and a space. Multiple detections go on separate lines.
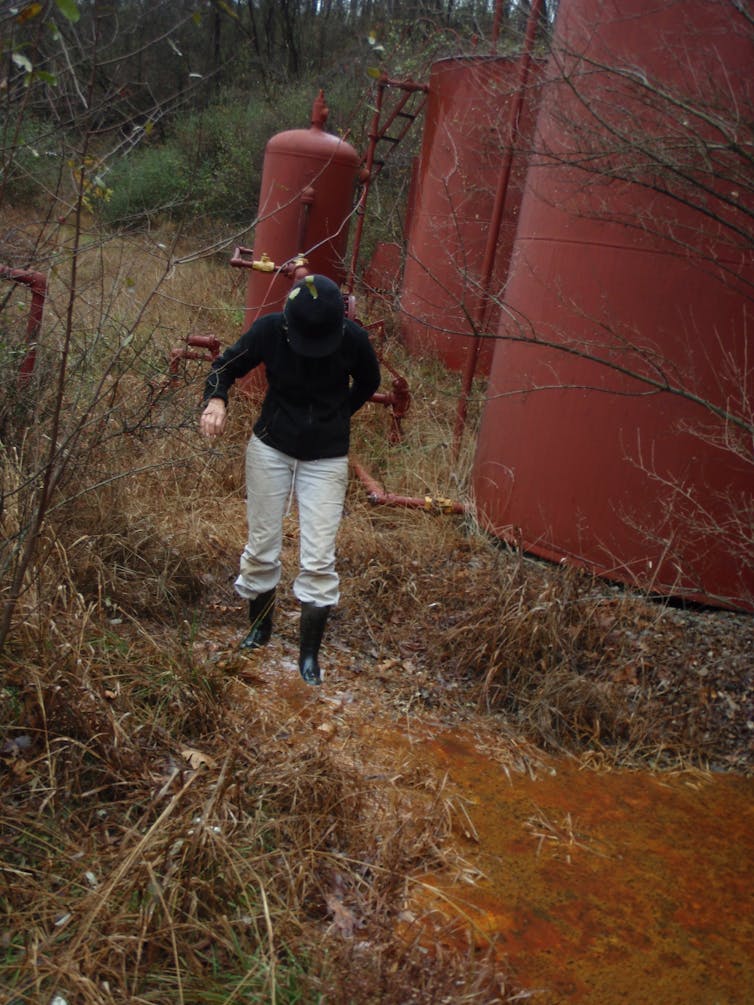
232, 661, 754, 1004
409, 727, 754, 1004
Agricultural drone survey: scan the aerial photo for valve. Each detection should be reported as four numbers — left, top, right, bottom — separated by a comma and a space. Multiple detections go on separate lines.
253, 252, 275, 272
229, 249, 309, 278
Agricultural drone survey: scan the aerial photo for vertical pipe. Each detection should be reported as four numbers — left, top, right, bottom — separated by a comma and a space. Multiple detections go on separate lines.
347, 76, 387, 294
347, 76, 428, 295
453, 0, 545, 453
0, 266, 47, 384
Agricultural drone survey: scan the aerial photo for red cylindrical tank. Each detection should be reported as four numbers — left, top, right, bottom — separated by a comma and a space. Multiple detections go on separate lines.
472, 0, 754, 610
243, 92, 360, 328
399, 56, 539, 374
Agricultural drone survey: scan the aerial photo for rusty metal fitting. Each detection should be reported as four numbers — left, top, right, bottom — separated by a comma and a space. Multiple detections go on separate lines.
284, 255, 310, 282
186, 334, 222, 354
1, 264, 47, 384
230, 246, 255, 269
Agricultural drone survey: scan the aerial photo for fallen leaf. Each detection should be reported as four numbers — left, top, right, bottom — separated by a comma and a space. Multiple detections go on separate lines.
325, 893, 357, 938
180, 747, 216, 770
377, 658, 400, 672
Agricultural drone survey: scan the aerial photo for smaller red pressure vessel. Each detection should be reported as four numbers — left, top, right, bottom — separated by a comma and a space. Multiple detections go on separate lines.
243, 92, 360, 329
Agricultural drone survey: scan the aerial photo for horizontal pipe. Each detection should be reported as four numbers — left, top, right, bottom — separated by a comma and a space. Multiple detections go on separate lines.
351, 459, 467, 515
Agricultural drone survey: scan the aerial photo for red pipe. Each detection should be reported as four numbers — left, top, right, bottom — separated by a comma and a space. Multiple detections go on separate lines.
371, 375, 411, 443
230, 246, 256, 268
453, 0, 545, 452
230, 247, 311, 286
491, 0, 504, 50
347, 79, 387, 295
358, 318, 412, 442
352, 458, 467, 515
0, 265, 47, 384
297, 186, 315, 253
168, 333, 222, 384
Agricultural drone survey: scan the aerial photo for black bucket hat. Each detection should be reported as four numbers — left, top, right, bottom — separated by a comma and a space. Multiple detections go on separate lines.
283, 274, 345, 358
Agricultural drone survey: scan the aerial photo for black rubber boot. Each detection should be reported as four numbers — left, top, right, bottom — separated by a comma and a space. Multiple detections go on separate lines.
298, 602, 331, 685
239, 589, 275, 651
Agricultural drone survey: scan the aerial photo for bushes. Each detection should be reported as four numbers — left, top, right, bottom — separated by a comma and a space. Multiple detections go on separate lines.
99, 144, 190, 227
3, 82, 396, 243
0, 115, 66, 207
99, 88, 328, 228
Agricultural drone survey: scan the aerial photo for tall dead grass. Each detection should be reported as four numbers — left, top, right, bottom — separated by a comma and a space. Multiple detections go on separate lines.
1, 615, 507, 1001
1, 223, 743, 1002
1, 230, 511, 1002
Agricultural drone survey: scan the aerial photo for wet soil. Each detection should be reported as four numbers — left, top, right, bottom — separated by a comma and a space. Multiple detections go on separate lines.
194, 599, 754, 1004
415, 736, 754, 1003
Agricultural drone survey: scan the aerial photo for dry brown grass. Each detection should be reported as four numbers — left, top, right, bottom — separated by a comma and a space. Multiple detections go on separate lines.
0, 230, 509, 1002
2, 224, 751, 1002
1, 622, 505, 1002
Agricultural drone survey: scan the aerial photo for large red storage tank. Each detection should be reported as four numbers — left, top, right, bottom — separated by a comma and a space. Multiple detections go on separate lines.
400, 56, 539, 374
243, 92, 360, 328
472, 0, 754, 610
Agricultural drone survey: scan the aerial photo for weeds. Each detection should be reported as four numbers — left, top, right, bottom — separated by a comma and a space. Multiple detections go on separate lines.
0, 635, 499, 1002
1, 225, 751, 1001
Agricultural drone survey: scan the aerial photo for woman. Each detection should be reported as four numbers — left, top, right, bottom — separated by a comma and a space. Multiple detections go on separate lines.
200, 274, 381, 685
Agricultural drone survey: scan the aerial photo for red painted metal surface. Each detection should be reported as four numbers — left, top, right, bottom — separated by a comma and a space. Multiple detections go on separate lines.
454, 0, 545, 446
168, 333, 221, 384
399, 55, 540, 374
472, 0, 754, 610
362, 241, 403, 306
242, 91, 360, 330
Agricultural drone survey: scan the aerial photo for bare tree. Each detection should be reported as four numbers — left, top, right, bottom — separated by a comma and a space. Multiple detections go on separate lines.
0, 0, 222, 648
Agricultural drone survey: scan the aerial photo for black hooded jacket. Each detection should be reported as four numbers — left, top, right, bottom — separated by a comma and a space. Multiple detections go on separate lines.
203, 313, 381, 461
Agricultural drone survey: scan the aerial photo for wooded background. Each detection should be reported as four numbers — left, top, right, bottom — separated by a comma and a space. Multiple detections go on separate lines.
2, 1, 556, 228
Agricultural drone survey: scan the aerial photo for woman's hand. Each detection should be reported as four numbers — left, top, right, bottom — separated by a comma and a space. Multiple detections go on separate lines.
200, 398, 227, 439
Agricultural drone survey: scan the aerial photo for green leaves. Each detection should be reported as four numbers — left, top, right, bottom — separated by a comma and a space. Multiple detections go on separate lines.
10, 0, 78, 86
11, 52, 32, 74
54, 0, 80, 22
14, 1, 79, 27
12, 51, 58, 88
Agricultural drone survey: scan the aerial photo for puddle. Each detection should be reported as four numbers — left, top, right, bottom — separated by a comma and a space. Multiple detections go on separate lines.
411, 730, 754, 1003
229, 649, 754, 1003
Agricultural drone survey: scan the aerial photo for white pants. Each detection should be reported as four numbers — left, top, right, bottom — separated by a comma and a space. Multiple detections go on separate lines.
234, 436, 349, 607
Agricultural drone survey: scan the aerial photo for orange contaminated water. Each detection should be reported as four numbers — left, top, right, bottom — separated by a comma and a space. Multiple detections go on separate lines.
236, 665, 754, 1003
408, 727, 754, 1004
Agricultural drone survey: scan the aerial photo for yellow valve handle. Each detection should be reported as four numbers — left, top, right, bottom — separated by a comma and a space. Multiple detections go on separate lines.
252, 253, 275, 273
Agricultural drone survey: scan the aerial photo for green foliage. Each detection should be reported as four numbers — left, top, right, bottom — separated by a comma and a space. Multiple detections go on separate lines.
171, 93, 302, 223
54, 0, 81, 22
0, 115, 66, 206
98, 88, 347, 228
99, 144, 190, 227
